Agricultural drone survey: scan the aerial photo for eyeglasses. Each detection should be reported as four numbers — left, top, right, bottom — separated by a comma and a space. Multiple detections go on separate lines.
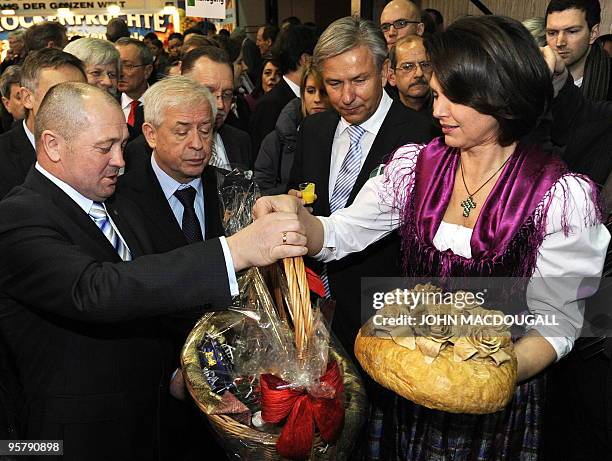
380, 19, 421, 32
209, 89, 235, 103
121, 63, 147, 71
87, 70, 118, 80
395, 61, 432, 74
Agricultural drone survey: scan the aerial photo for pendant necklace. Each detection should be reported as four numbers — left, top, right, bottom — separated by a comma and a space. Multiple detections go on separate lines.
459, 155, 511, 218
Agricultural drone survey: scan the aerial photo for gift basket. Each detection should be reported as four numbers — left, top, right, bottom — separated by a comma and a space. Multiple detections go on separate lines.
181, 168, 367, 460
355, 284, 517, 414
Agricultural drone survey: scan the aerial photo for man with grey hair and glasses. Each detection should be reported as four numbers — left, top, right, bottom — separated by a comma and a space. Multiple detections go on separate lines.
289, 16, 438, 360
64, 37, 121, 95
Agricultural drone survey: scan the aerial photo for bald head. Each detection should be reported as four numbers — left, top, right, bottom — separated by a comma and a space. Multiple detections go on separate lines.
36, 82, 128, 201
35, 82, 121, 144
380, 0, 424, 49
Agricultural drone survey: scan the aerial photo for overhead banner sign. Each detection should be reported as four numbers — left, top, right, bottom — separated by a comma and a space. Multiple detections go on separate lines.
0, 13, 175, 38
185, 0, 225, 19
2, 0, 162, 16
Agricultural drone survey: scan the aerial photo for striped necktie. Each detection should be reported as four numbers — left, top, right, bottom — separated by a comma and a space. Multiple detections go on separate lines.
323, 124, 366, 297
89, 202, 132, 261
330, 124, 366, 213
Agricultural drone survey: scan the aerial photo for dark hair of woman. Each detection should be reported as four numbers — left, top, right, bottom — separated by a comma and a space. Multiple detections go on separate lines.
425, 15, 553, 146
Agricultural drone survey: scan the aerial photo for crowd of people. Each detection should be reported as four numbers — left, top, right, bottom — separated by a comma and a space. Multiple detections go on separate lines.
0, 0, 611, 459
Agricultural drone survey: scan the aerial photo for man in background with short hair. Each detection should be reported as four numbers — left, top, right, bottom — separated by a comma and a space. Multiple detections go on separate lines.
249, 24, 317, 157
0, 30, 26, 73
256, 25, 279, 56
23, 21, 67, 53
388, 35, 433, 112
106, 17, 130, 42
0, 48, 86, 199
545, 0, 610, 101
0, 65, 25, 128
115, 37, 153, 141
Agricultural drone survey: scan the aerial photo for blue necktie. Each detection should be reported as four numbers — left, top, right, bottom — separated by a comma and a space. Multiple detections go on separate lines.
330, 124, 366, 213
89, 202, 132, 261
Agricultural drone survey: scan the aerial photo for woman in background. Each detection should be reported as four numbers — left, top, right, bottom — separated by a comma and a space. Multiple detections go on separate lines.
64, 38, 120, 95
254, 62, 330, 195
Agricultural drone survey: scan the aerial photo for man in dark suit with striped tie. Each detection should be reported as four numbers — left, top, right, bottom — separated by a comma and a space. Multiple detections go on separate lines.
289, 17, 438, 360
0, 82, 307, 461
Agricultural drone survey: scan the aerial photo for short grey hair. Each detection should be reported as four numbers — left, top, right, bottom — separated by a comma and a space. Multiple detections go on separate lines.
313, 16, 388, 72
35, 82, 120, 143
143, 76, 217, 128
8, 30, 24, 41
64, 37, 120, 68
0, 65, 21, 98
522, 17, 547, 47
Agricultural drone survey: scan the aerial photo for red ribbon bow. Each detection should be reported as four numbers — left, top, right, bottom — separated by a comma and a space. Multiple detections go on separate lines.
260, 360, 345, 460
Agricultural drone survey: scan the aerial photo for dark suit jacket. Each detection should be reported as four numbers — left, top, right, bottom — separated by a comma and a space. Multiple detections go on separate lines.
123, 124, 252, 173
249, 78, 296, 159
116, 150, 230, 460
289, 99, 439, 355
551, 76, 612, 186
218, 123, 253, 169
127, 104, 145, 144
117, 150, 225, 253
0, 169, 232, 460
0, 122, 36, 199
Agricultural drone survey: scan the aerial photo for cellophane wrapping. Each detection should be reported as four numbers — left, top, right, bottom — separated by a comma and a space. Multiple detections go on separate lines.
180, 168, 367, 460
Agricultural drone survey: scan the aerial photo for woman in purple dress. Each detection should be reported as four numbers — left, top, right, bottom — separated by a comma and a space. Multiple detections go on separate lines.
260, 15, 610, 460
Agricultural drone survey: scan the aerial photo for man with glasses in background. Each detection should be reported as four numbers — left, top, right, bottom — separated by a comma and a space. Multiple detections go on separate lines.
115, 37, 153, 141
387, 35, 433, 113
379, 0, 424, 50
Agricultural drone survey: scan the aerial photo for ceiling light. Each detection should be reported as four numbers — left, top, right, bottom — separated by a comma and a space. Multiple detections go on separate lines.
107, 4, 121, 15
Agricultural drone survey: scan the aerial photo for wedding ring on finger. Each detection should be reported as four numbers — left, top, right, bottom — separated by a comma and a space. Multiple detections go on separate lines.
282, 231, 288, 244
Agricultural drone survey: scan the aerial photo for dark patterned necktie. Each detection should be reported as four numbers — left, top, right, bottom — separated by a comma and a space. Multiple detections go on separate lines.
173, 186, 203, 243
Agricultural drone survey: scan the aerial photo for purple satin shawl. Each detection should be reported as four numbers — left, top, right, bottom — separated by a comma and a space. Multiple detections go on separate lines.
398, 137, 578, 277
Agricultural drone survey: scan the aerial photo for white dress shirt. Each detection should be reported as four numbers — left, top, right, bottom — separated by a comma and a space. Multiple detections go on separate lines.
315, 143, 611, 360
150, 154, 239, 296
211, 132, 230, 168
328, 90, 393, 194
283, 75, 301, 98
121, 91, 146, 121
34, 162, 130, 252
23, 120, 35, 149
